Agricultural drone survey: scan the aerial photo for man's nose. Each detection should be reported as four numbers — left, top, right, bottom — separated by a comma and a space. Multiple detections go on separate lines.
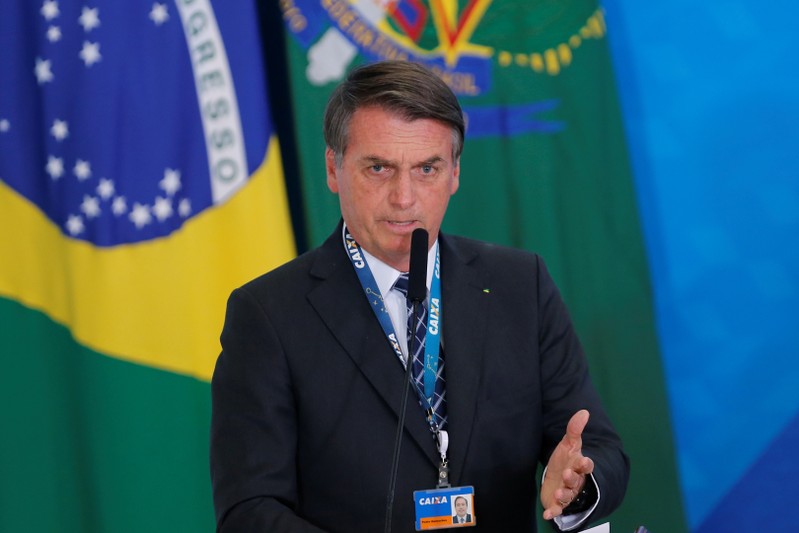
388, 172, 415, 208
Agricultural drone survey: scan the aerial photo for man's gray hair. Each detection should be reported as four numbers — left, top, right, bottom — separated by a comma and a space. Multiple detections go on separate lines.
323, 60, 465, 167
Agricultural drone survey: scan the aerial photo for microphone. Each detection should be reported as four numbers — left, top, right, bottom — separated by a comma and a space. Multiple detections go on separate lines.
384, 227, 429, 533
407, 228, 429, 303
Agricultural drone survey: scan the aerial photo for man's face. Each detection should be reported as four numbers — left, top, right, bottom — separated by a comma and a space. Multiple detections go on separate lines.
455, 498, 467, 517
326, 106, 460, 271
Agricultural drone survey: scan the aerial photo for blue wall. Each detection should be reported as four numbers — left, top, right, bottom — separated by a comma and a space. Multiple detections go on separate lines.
602, 1, 799, 529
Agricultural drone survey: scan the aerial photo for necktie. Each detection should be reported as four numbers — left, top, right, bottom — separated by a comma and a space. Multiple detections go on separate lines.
393, 273, 447, 429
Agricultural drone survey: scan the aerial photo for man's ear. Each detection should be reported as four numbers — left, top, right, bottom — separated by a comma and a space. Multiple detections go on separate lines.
325, 148, 339, 193
450, 158, 460, 195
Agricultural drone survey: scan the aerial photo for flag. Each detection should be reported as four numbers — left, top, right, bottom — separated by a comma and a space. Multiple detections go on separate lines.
0, 1, 295, 530
279, 1, 685, 531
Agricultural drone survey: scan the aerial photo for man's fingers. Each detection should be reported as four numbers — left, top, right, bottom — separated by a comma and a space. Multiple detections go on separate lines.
565, 457, 594, 479
542, 410, 594, 522
561, 469, 584, 491
566, 409, 590, 440
542, 486, 577, 520
543, 506, 561, 521
577, 456, 595, 475
556, 487, 575, 503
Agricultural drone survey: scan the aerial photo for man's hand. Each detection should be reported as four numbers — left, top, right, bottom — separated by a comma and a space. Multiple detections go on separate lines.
541, 409, 595, 520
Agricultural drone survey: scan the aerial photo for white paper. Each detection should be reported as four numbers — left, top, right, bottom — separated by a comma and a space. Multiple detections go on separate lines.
582, 523, 610, 533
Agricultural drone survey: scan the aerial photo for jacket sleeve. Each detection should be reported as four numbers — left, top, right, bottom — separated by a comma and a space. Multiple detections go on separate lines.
210, 287, 326, 532
534, 255, 631, 522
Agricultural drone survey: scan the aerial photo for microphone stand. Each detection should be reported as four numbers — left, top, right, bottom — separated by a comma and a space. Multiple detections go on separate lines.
385, 228, 428, 533
384, 300, 421, 533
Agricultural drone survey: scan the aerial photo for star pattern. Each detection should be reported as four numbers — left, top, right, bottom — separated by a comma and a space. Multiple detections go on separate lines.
40, 0, 59, 21
153, 196, 173, 221
159, 168, 181, 196
78, 7, 100, 32
35, 57, 54, 84
66, 214, 84, 235
150, 3, 169, 25
178, 198, 192, 217
129, 202, 152, 228
12, 2, 209, 242
47, 25, 62, 42
74, 159, 92, 180
112, 196, 128, 216
51, 119, 69, 141
97, 178, 115, 200
80, 195, 101, 218
79, 41, 101, 67
46, 156, 65, 179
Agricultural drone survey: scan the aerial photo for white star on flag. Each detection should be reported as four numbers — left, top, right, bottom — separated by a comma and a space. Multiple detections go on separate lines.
4, 0, 235, 245
51, 119, 69, 141
150, 3, 169, 25
47, 25, 62, 42
66, 214, 85, 236
79, 41, 101, 67
129, 202, 152, 228
46, 156, 64, 179
74, 159, 92, 180
178, 198, 192, 217
112, 196, 128, 215
80, 195, 101, 218
35, 57, 54, 84
78, 6, 100, 32
41, 0, 59, 21
159, 168, 181, 196
153, 196, 173, 221
97, 178, 115, 200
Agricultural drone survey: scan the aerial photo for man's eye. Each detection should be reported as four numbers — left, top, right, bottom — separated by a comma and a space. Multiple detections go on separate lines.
371, 164, 384, 172
420, 165, 441, 176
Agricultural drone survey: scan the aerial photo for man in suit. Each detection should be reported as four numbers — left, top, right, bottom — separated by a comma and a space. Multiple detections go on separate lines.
452, 496, 472, 524
211, 60, 629, 532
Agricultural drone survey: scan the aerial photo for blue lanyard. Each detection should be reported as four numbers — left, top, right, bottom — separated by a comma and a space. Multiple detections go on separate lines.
425, 252, 443, 401
343, 227, 443, 421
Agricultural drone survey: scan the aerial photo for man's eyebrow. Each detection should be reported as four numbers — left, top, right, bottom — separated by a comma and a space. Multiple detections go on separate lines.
359, 155, 394, 166
419, 156, 445, 166
357, 155, 447, 166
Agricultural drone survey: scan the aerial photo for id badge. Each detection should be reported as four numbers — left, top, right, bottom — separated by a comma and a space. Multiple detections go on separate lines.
414, 486, 475, 530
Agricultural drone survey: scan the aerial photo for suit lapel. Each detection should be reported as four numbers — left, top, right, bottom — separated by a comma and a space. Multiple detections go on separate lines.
306, 227, 438, 465
439, 235, 489, 485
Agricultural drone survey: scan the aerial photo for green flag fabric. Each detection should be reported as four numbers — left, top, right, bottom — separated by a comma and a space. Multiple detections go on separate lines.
0, 1, 295, 531
280, 1, 686, 530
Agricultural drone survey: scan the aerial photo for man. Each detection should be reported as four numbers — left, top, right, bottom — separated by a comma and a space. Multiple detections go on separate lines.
452, 496, 472, 525
211, 60, 629, 532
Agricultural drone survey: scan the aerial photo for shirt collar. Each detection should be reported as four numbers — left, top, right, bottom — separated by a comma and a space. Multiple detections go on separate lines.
342, 224, 438, 296
361, 243, 437, 297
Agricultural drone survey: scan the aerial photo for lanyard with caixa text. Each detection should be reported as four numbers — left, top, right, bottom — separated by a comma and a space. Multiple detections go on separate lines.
342, 227, 476, 530
342, 227, 448, 473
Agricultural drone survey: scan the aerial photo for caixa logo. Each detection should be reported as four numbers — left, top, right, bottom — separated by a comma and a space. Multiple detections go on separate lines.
418, 495, 449, 506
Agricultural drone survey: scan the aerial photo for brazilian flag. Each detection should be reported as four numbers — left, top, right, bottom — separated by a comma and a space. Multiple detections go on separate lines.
279, 1, 686, 531
0, 1, 294, 530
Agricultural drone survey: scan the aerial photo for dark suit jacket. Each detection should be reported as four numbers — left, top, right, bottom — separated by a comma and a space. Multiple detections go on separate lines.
453, 514, 472, 524
211, 225, 629, 532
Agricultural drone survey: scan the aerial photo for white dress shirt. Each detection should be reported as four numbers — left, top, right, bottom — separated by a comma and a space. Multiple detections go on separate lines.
359, 242, 437, 364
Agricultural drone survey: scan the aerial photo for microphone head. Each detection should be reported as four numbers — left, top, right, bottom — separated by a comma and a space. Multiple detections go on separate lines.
408, 228, 429, 302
